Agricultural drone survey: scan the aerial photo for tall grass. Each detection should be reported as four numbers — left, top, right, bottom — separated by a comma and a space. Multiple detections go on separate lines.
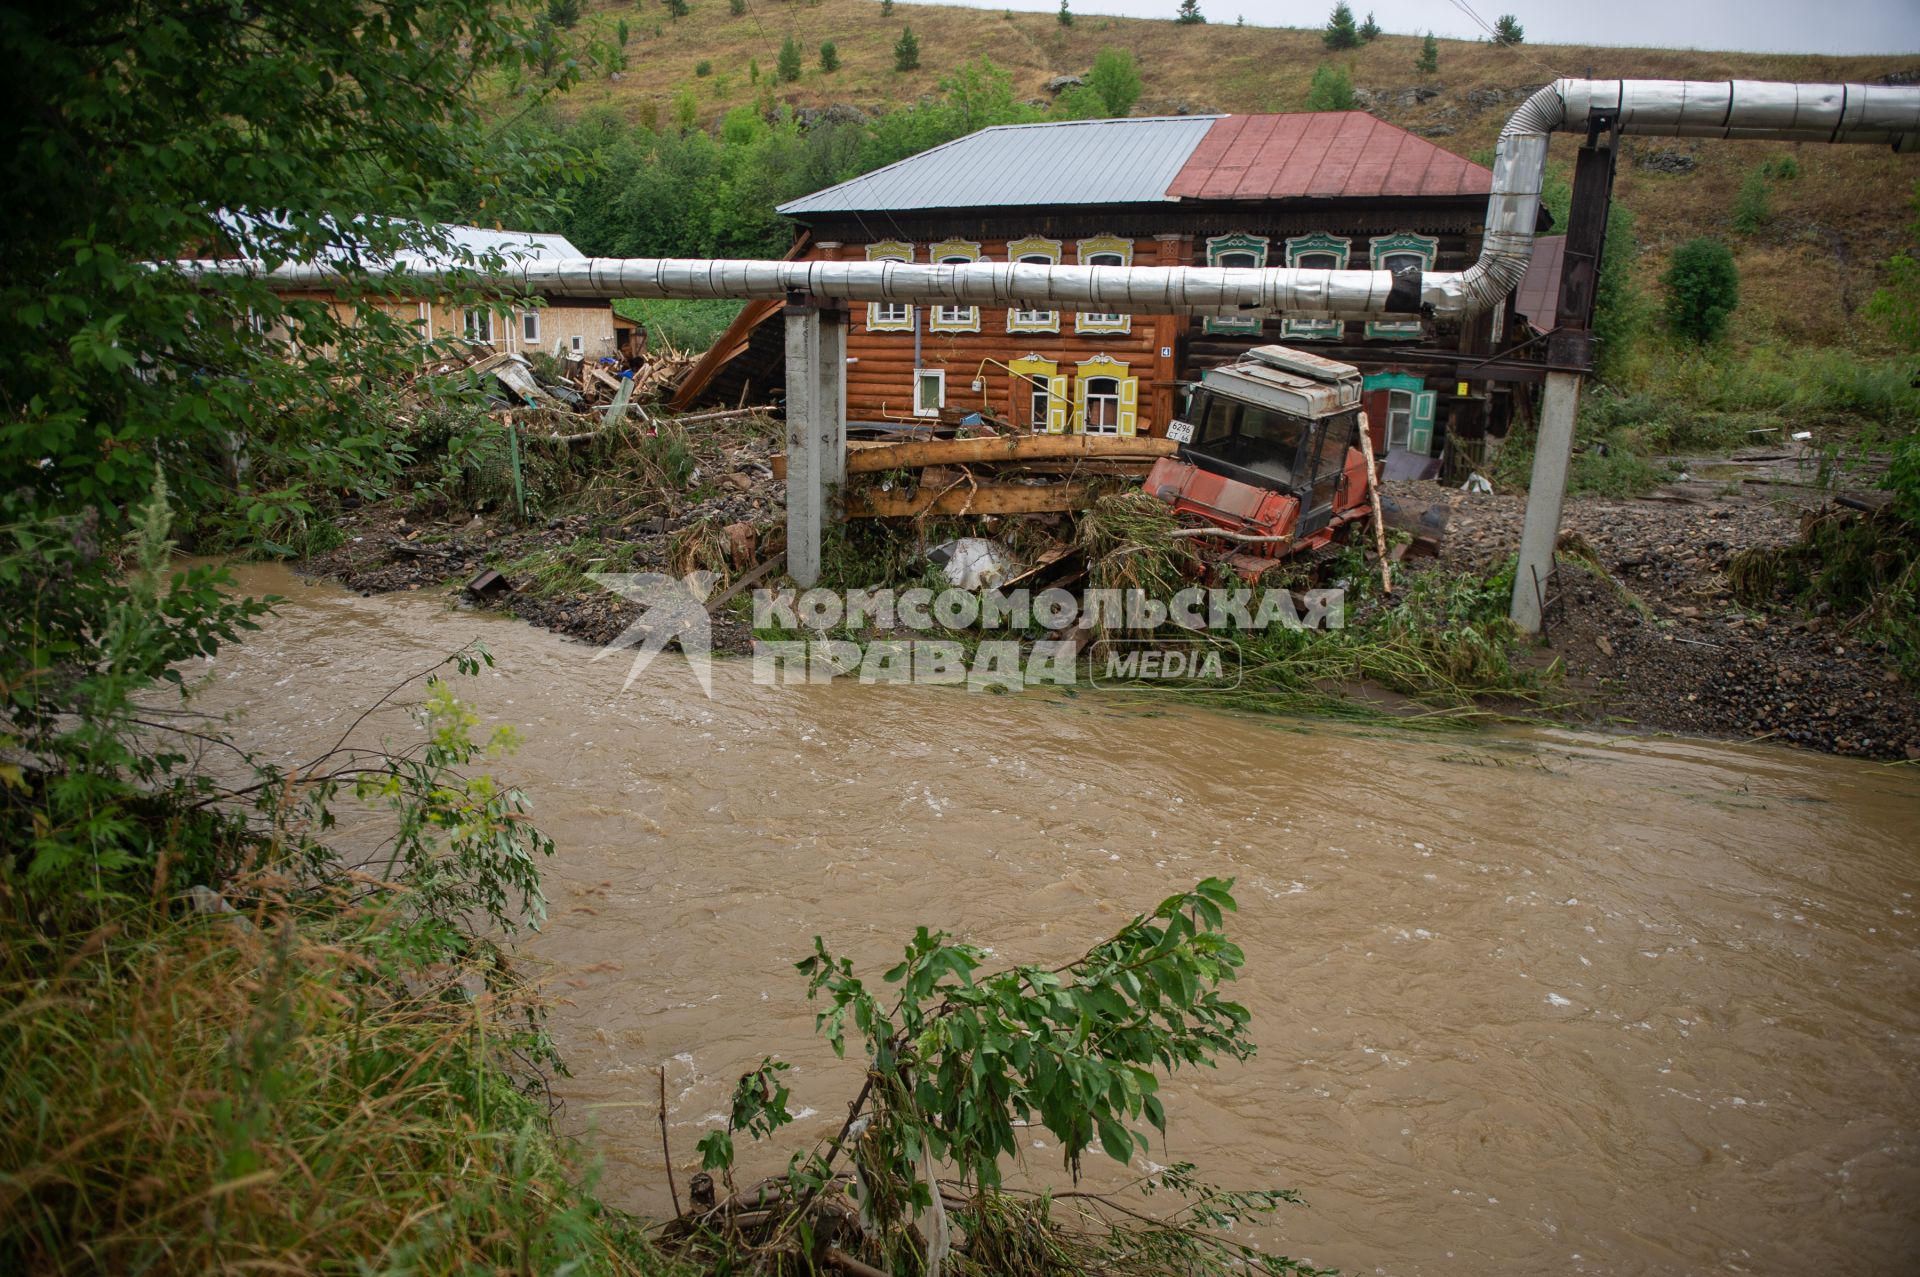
0, 884, 683, 1276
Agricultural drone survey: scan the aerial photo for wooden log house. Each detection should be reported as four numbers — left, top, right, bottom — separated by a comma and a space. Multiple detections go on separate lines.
675, 112, 1536, 473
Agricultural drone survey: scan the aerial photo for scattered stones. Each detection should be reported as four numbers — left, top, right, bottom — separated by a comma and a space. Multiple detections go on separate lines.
1414, 476, 1920, 760
1043, 75, 1085, 93
1635, 146, 1698, 174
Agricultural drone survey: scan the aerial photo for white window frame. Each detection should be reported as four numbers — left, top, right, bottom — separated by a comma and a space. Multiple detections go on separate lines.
928, 240, 983, 333
1074, 236, 1133, 335
463, 306, 496, 345
865, 241, 915, 333
521, 308, 541, 345
1387, 389, 1415, 451
569, 333, 584, 356
1280, 234, 1351, 342
1073, 355, 1138, 437
1082, 376, 1122, 435
1203, 233, 1271, 335
1366, 232, 1438, 341
912, 367, 946, 418
1006, 236, 1063, 333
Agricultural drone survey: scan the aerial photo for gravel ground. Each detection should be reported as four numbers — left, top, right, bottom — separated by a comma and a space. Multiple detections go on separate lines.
1418, 460, 1920, 760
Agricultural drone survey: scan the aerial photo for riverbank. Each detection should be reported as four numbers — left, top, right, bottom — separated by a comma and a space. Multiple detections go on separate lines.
301, 441, 1920, 760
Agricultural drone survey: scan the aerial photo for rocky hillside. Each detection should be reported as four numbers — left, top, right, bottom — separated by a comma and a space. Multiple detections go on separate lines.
551, 0, 1918, 349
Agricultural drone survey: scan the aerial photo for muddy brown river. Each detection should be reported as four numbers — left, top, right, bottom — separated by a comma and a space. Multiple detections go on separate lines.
198, 566, 1920, 1274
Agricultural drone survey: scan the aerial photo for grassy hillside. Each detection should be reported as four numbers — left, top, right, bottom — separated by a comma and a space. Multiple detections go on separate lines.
554, 0, 1918, 352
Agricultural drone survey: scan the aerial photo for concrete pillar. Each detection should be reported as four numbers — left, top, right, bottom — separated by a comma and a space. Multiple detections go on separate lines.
782, 297, 845, 587
1509, 369, 1582, 634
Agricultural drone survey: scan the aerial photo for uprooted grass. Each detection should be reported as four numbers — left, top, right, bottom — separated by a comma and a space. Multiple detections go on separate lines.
0, 885, 684, 1277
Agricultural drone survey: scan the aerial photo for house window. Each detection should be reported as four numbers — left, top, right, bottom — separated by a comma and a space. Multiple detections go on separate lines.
1009, 355, 1064, 433
1366, 232, 1438, 341
521, 309, 541, 344
1083, 377, 1121, 434
865, 241, 915, 333
1073, 356, 1138, 437
569, 334, 584, 355
1075, 236, 1133, 335
1281, 233, 1351, 342
1006, 236, 1062, 333
1203, 233, 1270, 335
1387, 389, 1415, 450
929, 240, 983, 333
463, 306, 496, 345
913, 368, 945, 418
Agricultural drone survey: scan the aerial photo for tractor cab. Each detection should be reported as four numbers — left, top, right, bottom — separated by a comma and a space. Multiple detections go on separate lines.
1150, 345, 1374, 566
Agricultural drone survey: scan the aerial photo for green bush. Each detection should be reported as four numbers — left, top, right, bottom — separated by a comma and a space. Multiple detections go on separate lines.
819, 40, 839, 72
776, 33, 801, 82
1732, 166, 1770, 233
1305, 63, 1356, 111
1416, 30, 1439, 72
1058, 0, 1073, 24
1663, 237, 1739, 343
893, 24, 919, 71
1088, 46, 1142, 116
1493, 13, 1524, 43
1358, 9, 1380, 40
694, 58, 712, 76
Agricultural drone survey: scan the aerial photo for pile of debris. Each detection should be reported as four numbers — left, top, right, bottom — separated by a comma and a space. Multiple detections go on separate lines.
409, 340, 699, 435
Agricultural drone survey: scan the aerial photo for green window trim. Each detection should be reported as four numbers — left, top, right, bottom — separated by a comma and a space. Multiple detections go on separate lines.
1362, 371, 1436, 455
1281, 233, 1350, 342
1202, 232, 1270, 336
1366, 232, 1438, 342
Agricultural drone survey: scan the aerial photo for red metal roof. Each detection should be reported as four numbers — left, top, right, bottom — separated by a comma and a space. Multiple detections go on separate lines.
1166, 113, 1491, 203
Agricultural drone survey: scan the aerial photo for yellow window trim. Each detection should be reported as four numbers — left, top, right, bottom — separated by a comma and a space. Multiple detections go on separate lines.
1072, 355, 1138, 437
1007, 237, 1063, 334
929, 239, 984, 334
865, 241, 915, 334
1075, 236, 1133, 335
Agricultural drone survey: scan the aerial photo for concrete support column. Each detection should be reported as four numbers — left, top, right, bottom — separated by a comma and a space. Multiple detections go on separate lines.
1509, 369, 1581, 634
782, 295, 845, 588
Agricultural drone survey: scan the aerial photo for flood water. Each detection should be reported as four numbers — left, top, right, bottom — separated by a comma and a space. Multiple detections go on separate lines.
198, 565, 1920, 1275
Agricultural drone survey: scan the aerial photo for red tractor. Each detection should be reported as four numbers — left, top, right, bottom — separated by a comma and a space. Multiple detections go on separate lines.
1145, 344, 1389, 581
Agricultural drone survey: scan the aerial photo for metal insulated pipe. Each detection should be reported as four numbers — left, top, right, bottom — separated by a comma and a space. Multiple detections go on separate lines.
209, 80, 1919, 322
1431, 78, 1920, 316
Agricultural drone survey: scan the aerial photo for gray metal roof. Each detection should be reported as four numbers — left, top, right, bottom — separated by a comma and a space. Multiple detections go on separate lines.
777, 115, 1222, 218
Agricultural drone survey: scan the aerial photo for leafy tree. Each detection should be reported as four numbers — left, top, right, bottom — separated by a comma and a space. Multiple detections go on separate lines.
1417, 30, 1439, 73
750, 57, 760, 82
1663, 237, 1739, 343
0, 0, 572, 909
1868, 180, 1920, 351
664, 0, 690, 17
673, 86, 699, 131
1732, 166, 1770, 233
1322, 2, 1359, 49
1358, 10, 1380, 40
777, 32, 803, 82
730, 0, 747, 12
893, 24, 920, 71
1174, 0, 1206, 23
546, 0, 582, 27
1305, 63, 1357, 111
820, 40, 840, 73
1493, 13, 1524, 44
881, 0, 894, 13
1058, 0, 1073, 24
1087, 47, 1143, 117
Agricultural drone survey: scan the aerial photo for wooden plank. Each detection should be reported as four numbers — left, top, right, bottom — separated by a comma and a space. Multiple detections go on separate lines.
846, 433, 1176, 473
846, 480, 1099, 518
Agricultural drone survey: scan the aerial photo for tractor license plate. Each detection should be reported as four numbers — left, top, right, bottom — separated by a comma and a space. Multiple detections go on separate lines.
1165, 419, 1194, 443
